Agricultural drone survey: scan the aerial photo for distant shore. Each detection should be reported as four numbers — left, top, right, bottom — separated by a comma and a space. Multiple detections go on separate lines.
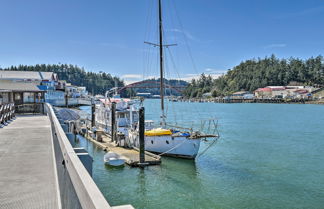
171, 98, 324, 105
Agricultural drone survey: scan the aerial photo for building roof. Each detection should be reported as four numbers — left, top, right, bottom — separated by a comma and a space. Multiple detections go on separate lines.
267, 86, 285, 91
0, 81, 43, 92
267, 86, 285, 89
0, 71, 57, 81
255, 87, 271, 92
232, 91, 249, 95
294, 89, 308, 94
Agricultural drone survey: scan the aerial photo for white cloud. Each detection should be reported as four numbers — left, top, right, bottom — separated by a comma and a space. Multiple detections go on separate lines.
179, 73, 222, 82
264, 43, 287, 49
121, 74, 157, 85
204, 68, 228, 74
167, 28, 198, 42
121, 74, 142, 79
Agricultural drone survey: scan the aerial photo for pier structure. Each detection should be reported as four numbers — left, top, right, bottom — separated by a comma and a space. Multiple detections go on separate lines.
84, 133, 161, 166
0, 103, 134, 209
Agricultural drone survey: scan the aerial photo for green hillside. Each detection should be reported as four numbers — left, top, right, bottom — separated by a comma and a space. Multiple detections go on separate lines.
184, 55, 324, 98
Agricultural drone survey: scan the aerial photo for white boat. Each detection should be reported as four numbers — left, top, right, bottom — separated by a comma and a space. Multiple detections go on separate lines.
104, 151, 125, 167
129, 126, 201, 159
127, 0, 219, 159
95, 91, 139, 141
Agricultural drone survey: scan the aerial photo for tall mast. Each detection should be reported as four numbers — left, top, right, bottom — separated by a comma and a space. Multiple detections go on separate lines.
158, 0, 166, 126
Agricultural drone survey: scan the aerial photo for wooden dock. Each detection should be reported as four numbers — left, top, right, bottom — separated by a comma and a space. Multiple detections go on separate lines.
83, 132, 161, 167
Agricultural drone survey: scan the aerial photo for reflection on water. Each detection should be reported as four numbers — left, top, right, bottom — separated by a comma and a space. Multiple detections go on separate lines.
76, 101, 324, 209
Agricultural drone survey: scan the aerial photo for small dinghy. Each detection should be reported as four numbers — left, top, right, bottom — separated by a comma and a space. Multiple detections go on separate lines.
104, 151, 125, 167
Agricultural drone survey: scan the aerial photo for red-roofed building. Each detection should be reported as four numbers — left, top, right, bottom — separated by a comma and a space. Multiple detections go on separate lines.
255, 87, 272, 98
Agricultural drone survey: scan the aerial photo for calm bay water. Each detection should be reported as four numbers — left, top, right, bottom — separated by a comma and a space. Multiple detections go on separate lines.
78, 100, 324, 209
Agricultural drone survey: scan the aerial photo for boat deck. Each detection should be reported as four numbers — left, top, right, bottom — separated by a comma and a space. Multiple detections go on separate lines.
84, 132, 161, 166
0, 115, 60, 209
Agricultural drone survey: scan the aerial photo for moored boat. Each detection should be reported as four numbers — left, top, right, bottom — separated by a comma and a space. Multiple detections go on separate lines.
104, 151, 125, 167
128, 0, 219, 159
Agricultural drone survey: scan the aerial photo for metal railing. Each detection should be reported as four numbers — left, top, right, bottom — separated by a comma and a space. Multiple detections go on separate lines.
45, 103, 133, 209
0, 103, 15, 125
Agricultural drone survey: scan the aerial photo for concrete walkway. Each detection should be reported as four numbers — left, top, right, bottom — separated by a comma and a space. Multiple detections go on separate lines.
0, 115, 60, 209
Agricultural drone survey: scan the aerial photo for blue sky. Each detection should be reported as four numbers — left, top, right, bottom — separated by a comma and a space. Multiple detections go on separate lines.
0, 0, 323, 83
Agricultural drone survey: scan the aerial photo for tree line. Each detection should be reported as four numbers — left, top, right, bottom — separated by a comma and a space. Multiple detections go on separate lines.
183, 55, 324, 98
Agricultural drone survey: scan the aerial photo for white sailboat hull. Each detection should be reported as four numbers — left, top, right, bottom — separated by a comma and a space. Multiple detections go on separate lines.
129, 133, 201, 159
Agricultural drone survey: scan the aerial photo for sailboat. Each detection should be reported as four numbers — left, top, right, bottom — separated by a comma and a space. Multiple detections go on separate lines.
128, 0, 219, 159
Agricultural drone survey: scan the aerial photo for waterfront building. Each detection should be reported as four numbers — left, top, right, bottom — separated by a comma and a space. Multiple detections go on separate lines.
254, 87, 272, 98
312, 88, 324, 99
0, 80, 45, 105
0, 70, 59, 105
77, 86, 88, 97
65, 84, 88, 98
231, 91, 254, 99
255, 85, 318, 99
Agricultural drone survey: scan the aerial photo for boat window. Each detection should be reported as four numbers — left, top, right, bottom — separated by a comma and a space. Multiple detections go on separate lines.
166, 140, 169, 144
151, 140, 154, 144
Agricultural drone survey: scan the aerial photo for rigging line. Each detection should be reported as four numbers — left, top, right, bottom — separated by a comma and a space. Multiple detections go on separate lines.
166, 0, 181, 80
166, 48, 182, 81
142, 0, 153, 81
171, 0, 199, 74
169, 1, 205, 121
144, 0, 158, 82
157, 138, 188, 156
166, 48, 182, 123
163, 44, 170, 119
197, 137, 219, 158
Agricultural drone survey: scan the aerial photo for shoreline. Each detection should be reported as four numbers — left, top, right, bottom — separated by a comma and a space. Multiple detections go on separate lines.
170, 98, 324, 105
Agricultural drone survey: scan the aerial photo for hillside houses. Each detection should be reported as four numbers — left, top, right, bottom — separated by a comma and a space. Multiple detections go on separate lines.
254, 86, 317, 99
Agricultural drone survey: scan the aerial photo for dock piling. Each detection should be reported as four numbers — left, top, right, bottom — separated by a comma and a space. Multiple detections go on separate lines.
111, 102, 116, 142
65, 93, 68, 107
91, 103, 95, 128
138, 107, 148, 167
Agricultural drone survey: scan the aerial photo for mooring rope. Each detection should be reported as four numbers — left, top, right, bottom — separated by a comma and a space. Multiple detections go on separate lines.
197, 137, 219, 158
157, 138, 187, 156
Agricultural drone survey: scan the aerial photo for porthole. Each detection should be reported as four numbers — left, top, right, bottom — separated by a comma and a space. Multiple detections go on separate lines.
166, 140, 169, 144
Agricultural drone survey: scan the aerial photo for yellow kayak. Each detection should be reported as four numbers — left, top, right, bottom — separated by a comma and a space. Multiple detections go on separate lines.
145, 128, 172, 136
